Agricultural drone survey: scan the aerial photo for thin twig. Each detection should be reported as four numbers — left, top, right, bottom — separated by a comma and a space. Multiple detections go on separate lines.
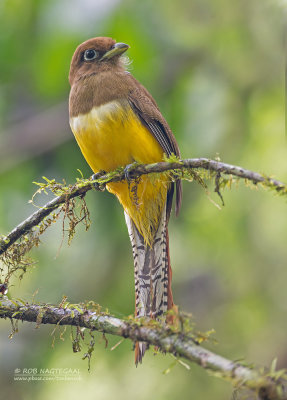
0, 158, 286, 256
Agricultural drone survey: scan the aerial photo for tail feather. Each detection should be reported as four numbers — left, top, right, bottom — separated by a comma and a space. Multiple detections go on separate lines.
134, 342, 147, 366
125, 203, 174, 365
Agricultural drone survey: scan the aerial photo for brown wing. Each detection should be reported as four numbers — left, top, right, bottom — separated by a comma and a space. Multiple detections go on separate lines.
127, 79, 182, 218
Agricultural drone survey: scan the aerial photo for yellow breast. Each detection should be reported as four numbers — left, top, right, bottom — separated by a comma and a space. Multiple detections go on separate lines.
70, 101, 169, 244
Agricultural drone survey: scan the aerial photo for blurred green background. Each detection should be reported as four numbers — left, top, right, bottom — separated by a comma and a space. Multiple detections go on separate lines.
0, 0, 286, 399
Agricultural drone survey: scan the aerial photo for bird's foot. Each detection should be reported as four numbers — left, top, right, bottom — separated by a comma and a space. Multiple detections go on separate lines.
124, 162, 139, 182
91, 171, 106, 191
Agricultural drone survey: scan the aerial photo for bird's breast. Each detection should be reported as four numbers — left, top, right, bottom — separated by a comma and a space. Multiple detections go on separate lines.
69, 99, 168, 244
69, 100, 164, 173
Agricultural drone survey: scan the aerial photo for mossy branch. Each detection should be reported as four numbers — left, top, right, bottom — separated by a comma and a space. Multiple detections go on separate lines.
0, 157, 286, 258
0, 159, 286, 398
0, 298, 286, 400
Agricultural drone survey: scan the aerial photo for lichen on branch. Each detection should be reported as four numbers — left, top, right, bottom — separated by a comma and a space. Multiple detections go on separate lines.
0, 297, 286, 400
0, 158, 286, 399
0, 157, 286, 285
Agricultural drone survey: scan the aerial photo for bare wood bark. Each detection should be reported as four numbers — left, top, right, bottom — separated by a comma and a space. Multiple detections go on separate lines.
0, 298, 285, 400
0, 158, 286, 256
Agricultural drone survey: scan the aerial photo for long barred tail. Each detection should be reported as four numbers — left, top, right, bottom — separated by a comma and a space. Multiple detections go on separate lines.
124, 203, 175, 365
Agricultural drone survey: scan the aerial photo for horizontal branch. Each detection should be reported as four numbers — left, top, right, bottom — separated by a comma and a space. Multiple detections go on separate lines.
0, 158, 286, 256
0, 298, 285, 399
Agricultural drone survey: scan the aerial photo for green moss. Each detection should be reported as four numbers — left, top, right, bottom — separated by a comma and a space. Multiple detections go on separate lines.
1, 159, 286, 310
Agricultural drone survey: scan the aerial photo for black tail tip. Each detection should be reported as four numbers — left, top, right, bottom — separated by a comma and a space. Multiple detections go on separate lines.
135, 342, 147, 366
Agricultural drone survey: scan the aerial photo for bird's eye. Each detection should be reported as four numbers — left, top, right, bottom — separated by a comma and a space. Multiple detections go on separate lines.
83, 49, 98, 61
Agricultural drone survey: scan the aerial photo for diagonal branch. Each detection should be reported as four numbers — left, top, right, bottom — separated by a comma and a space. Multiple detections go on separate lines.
0, 298, 285, 400
0, 158, 286, 256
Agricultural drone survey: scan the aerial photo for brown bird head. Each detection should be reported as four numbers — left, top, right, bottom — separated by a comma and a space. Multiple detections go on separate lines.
69, 37, 129, 86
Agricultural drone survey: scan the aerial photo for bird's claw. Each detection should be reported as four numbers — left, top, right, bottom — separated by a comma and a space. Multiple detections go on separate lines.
124, 162, 138, 182
91, 171, 106, 191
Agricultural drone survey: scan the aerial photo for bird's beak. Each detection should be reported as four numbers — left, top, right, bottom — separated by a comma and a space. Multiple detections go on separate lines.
100, 42, 129, 61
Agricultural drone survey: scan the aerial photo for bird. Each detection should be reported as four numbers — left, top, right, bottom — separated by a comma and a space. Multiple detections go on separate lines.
69, 37, 182, 364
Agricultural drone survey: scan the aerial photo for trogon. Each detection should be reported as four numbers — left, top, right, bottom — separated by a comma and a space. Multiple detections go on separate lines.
69, 37, 182, 364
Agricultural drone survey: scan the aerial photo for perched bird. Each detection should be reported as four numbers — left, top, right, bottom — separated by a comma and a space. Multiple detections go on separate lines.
69, 37, 182, 364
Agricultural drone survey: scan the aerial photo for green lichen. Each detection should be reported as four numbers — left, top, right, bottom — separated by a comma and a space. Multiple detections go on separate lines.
0, 176, 91, 285
1, 160, 286, 290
